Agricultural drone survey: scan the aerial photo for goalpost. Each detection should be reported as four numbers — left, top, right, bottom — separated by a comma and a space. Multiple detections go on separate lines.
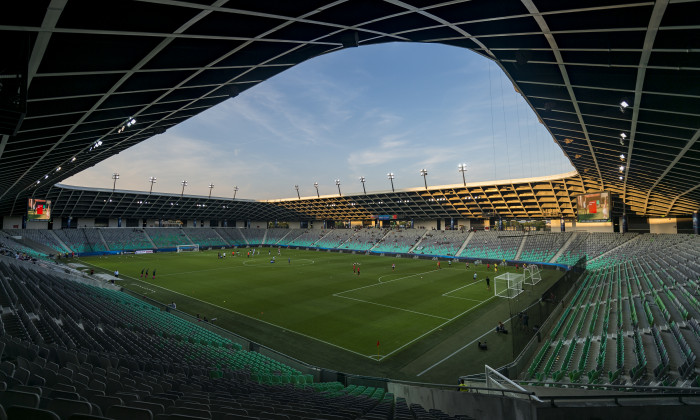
176, 244, 200, 253
523, 264, 542, 286
494, 272, 525, 299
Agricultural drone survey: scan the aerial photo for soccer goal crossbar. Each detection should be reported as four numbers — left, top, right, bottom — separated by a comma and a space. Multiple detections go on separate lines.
494, 272, 524, 299
176, 244, 199, 252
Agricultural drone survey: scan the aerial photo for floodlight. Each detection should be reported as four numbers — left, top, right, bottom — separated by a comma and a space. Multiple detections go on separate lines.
335, 179, 342, 196
458, 163, 468, 186
313, 182, 319, 198
619, 176, 624, 180
56, 167, 61, 172
620, 132, 627, 139
620, 154, 626, 160
359, 177, 366, 194
420, 169, 428, 189
387, 172, 395, 192
619, 166, 625, 172
71, 156, 76, 162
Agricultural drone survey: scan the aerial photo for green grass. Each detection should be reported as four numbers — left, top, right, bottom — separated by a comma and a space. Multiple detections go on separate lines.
82, 249, 497, 357
77, 248, 563, 382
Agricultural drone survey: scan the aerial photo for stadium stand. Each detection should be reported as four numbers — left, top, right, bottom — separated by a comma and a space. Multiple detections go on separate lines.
181, 228, 228, 248
98, 229, 153, 252
371, 229, 426, 254
413, 230, 468, 256
313, 229, 355, 249
214, 228, 248, 246
0, 256, 464, 420
144, 228, 192, 249
286, 229, 327, 247
52, 229, 106, 254
0, 233, 49, 261
518, 232, 573, 263
556, 233, 638, 267
3, 229, 71, 254
338, 229, 386, 251
459, 231, 521, 260
525, 234, 700, 387
241, 229, 266, 245
264, 228, 295, 245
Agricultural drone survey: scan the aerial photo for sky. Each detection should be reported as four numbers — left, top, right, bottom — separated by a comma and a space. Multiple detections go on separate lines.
63, 42, 575, 200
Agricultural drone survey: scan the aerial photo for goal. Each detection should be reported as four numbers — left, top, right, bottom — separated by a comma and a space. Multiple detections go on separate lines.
176, 244, 199, 253
494, 272, 524, 299
523, 264, 542, 286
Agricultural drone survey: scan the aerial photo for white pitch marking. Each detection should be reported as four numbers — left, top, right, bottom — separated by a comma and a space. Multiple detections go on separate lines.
333, 294, 450, 321
378, 296, 496, 362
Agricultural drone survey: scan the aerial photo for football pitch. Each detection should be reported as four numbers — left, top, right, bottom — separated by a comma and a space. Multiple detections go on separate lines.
77, 248, 561, 377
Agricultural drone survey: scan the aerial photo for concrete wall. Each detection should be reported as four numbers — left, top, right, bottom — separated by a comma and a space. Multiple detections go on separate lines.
26, 221, 48, 230
108, 218, 119, 227
559, 219, 614, 232
458, 219, 471, 230
3, 216, 22, 229
387, 383, 534, 420
649, 217, 677, 234
77, 218, 95, 228
350, 220, 363, 228
251, 221, 267, 229
415, 220, 439, 230
53, 218, 62, 229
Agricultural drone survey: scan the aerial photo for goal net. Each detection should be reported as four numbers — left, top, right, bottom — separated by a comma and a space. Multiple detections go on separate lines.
494, 272, 524, 299
523, 264, 542, 286
176, 244, 199, 253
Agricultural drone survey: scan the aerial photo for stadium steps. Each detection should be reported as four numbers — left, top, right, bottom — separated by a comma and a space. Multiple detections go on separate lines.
408, 230, 431, 253
455, 231, 474, 256
6, 236, 56, 256
368, 230, 392, 252
142, 230, 158, 249
549, 232, 579, 263
269, 230, 293, 245
588, 234, 644, 267
48, 230, 73, 253
180, 228, 195, 247
311, 229, 334, 247
514, 234, 528, 260
212, 229, 230, 246
96, 229, 111, 251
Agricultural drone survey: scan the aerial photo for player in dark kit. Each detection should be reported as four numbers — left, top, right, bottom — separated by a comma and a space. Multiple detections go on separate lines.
140, 268, 144, 278
152, 269, 156, 280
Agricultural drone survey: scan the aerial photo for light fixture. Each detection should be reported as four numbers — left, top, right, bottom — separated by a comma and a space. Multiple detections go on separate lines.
420, 169, 428, 190
71, 156, 76, 162
458, 163, 467, 186
620, 154, 626, 160
233, 186, 239, 199
619, 99, 629, 113
181, 180, 188, 197
620, 132, 627, 139
359, 177, 366, 195
387, 172, 395, 192
619, 176, 624, 180
313, 182, 319, 198
149, 176, 157, 194
294, 184, 300, 200
44, 175, 48, 179
112, 173, 119, 192
335, 179, 342, 196
619, 165, 625, 172
56, 167, 61, 172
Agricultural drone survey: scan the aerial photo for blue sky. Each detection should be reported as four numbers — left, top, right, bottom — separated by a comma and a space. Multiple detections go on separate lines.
64, 42, 574, 199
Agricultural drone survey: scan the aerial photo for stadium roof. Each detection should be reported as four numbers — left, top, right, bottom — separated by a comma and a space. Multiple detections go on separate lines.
1, 0, 699, 218
47, 171, 591, 221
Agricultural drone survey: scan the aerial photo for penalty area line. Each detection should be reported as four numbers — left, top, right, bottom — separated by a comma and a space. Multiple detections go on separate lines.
112, 272, 375, 361
332, 294, 450, 321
